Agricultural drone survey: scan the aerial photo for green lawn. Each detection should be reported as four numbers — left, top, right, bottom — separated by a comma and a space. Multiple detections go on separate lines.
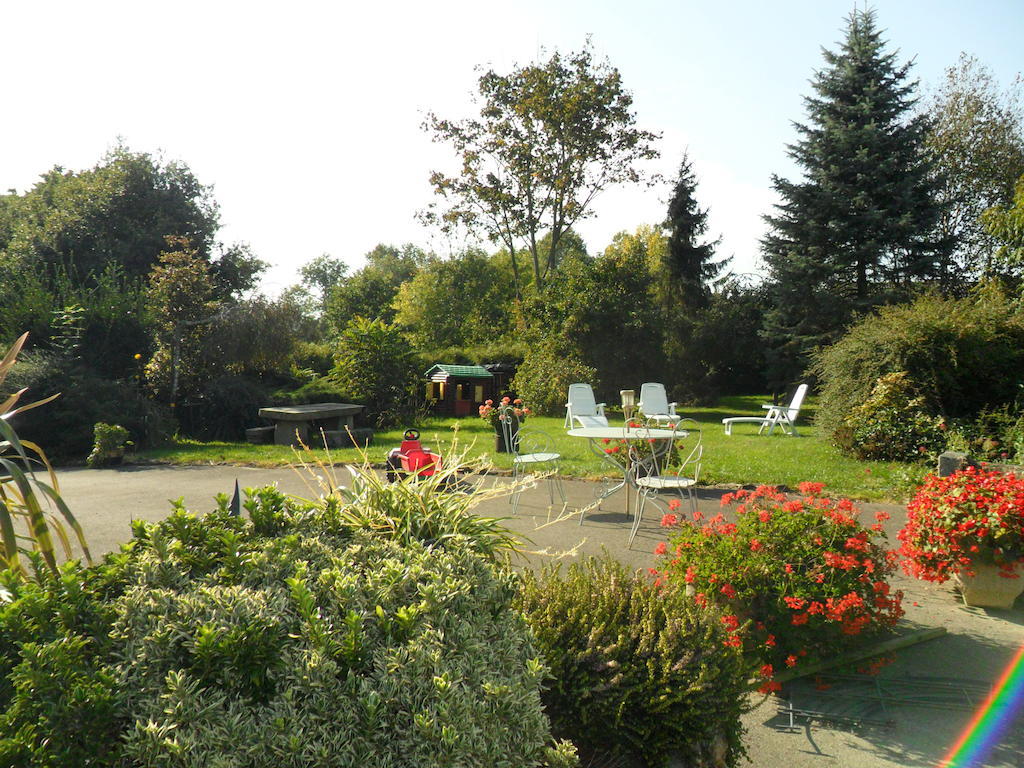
137, 395, 929, 503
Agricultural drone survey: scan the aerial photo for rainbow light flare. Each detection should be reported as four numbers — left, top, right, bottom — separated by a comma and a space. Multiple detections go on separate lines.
938, 643, 1024, 768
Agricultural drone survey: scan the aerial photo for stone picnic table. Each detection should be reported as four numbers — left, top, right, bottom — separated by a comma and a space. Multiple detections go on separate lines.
257, 403, 365, 446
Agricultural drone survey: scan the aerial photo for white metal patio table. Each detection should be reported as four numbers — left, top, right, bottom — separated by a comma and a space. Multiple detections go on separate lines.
567, 425, 682, 523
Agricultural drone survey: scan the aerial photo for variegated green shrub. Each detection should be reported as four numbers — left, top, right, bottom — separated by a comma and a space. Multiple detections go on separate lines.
1, 488, 577, 767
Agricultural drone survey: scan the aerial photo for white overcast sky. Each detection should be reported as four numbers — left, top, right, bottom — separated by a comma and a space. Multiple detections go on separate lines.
2, 0, 1021, 294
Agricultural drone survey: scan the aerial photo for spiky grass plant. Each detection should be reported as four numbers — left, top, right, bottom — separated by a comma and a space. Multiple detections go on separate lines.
289, 428, 524, 560
0, 333, 91, 580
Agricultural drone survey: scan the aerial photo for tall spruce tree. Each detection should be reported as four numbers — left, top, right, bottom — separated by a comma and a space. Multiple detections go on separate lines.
761, 9, 945, 386
663, 152, 726, 311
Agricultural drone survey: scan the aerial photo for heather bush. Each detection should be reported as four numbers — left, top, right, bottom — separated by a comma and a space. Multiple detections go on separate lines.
517, 553, 748, 768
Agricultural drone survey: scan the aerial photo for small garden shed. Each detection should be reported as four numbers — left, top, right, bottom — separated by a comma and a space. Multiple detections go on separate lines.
424, 364, 494, 416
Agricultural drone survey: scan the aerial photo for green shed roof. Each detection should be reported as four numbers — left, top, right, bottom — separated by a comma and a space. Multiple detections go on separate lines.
425, 364, 493, 380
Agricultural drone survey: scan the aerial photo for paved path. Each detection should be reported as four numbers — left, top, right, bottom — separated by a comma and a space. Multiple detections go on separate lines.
52, 464, 1024, 768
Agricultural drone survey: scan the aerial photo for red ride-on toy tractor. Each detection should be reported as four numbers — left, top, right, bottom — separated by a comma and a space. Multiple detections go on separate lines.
386, 429, 442, 482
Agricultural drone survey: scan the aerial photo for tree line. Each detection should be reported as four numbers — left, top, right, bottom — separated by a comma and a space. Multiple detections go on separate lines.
1, 8, 1023, 453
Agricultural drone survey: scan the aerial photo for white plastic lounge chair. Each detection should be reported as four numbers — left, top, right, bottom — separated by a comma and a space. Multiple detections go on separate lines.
564, 383, 609, 428
638, 382, 679, 425
722, 383, 808, 436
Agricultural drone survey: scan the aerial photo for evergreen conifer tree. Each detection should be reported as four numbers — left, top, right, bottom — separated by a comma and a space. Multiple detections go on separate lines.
761, 9, 946, 386
660, 153, 731, 400
663, 152, 726, 310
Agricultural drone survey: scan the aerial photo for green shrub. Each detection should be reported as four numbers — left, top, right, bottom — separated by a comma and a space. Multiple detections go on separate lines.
1, 481, 569, 767
945, 404, 1024, 463
670, 282, 769, 404
289, 340, 336, 378
274, 376, 351, 407
328, 316, 420, 427
86, 423, 131, 468
812, 287, 1024, 443
517, 553, 748, 768
511, 341, 598, 417
842, 372, 946, 462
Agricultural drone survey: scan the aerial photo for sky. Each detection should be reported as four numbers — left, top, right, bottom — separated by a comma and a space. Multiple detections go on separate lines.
2, 0, 1022, 295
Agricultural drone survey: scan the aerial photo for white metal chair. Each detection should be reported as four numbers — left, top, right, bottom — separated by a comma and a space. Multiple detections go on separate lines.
564, 383, 608, 428
501, 408, 565, 514
628, 419, 702, 547
638, 382, 679, 425
722, 383, 808, 436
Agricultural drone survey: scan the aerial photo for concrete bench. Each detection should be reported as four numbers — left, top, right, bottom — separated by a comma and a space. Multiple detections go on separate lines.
257, 403, 365, 446
322, 428, 374, 449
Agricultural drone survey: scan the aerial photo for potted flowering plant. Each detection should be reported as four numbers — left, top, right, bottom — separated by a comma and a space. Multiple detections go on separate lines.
656, 483, 903, 693
479, 396, 529, 453
898, 467, 1024, 608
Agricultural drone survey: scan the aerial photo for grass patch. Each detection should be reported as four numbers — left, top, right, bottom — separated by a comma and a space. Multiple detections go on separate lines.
136, 397, 930, 502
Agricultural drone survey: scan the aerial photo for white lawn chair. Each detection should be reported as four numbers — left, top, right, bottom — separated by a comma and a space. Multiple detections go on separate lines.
722, 384, 808, 436
502, 408, 565, 514
628, 419, 702, 547
638, 382, 679, 425
564, 383, 608, 428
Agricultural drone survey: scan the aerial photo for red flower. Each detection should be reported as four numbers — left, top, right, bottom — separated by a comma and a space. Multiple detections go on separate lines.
720, 583, 737, 599
654, 541, 668, 556
798, 481, 825, 496
750, 538, 763, 552
661, 513, 679, 527
785, 654, 798, 668
758, 680, 783, 694
668, 498, 682, 511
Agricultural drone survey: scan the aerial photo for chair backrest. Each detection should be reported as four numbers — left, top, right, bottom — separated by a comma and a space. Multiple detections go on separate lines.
499, 405, 524, 455
639, 382, 669, 416
567, 383, 599, 416
785, 384, 809, 420
631, 420, 701, 480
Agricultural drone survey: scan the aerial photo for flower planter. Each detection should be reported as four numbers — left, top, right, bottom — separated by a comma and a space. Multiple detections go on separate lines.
495, 430, 519, 454
954, 562, 1024, 609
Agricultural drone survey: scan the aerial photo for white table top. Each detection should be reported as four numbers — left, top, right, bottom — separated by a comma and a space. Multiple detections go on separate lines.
566, 426, 680, 439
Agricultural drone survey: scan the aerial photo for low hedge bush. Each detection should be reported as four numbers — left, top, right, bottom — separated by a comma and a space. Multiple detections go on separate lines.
517, 553, 748, 768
